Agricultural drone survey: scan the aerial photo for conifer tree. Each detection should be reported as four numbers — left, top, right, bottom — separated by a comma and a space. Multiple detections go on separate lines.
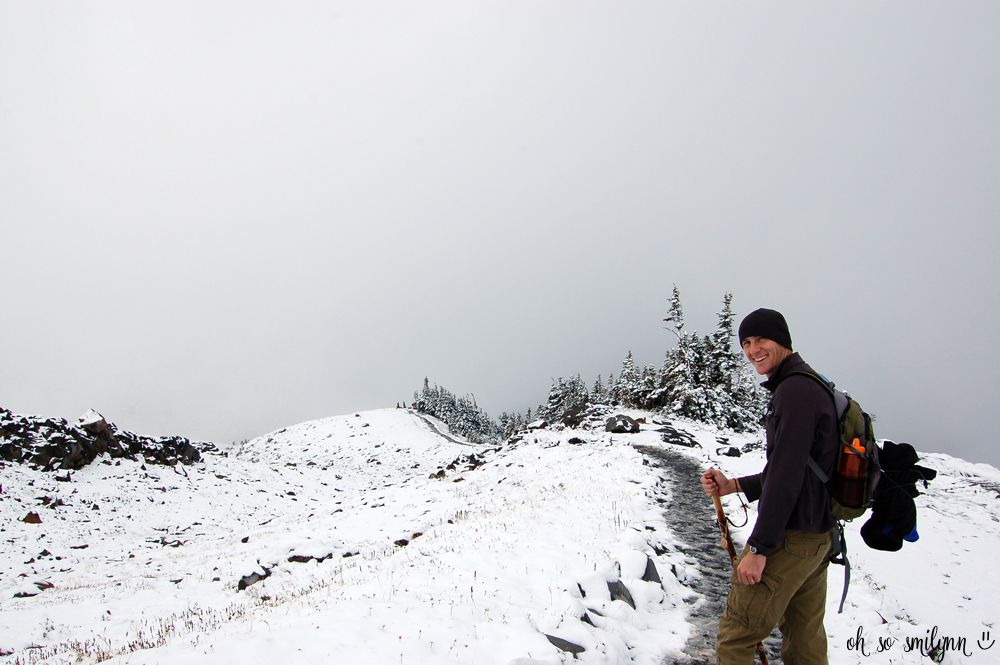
592, 374, 608, 404
615, 351, 639, 406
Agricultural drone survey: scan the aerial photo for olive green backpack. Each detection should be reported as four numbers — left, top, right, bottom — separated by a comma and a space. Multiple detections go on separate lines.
790, 370, 883, 614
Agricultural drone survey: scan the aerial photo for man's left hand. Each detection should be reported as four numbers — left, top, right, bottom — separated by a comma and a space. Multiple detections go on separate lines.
737, 551, 767, 585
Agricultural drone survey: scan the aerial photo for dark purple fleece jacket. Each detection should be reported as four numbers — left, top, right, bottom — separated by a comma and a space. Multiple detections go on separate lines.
738, 353, 838, 556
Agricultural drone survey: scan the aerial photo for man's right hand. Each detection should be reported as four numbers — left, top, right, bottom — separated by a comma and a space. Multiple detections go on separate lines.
700, 468, 738, 497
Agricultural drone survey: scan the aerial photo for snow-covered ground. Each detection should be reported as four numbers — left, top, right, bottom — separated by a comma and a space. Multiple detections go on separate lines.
1, 408, 997, 664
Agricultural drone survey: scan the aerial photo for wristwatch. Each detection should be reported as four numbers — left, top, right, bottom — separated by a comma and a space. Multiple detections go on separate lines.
749, 545, 760, 555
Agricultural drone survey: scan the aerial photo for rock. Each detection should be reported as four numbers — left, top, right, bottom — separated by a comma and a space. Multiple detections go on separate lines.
237, 567, 271, 591
544, 634, 585, 655
394, 539, 409, 547
741, 441, 764, 453
607, 579, 636, 609
658, 424, 700, 448
605, 415, 640, 434
1, 406, 213, 470
561, 406, 587, 428
286, 552, 332, 564
22, 511, 41, 524
567, 437, 585, 445
642, 556, 662, 584
526, 419, 548, 430
717, 446, 742, 458
78, 409, 108, 435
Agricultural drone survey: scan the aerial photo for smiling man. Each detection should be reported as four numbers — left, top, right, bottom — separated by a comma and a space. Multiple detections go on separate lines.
700, 308, 839, 665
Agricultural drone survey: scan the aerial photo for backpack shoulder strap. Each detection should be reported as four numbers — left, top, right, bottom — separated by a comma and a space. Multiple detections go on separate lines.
785, 370, 844, 486
807, 456, 830, 484
785, 370, 849, 420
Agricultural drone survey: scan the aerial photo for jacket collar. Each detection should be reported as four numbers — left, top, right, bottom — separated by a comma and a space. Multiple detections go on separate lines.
761, 352, 810, 393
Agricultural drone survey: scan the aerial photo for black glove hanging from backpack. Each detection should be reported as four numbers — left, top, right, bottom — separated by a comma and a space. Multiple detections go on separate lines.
860, 441, 937, 552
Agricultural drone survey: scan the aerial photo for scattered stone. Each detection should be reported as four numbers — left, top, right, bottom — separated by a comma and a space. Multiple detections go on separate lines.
642, 556, 662, 585
567, 437, 585, 445
241, 536, 250, 544
288, 553, 333, 564
70, 544, 89, 550
22, 512, 41, 524
237, 567, 271, 591
581, 612, 596, 627
394, 539, 409, 547
659, 424, 700, 448
717, 446, 742, 458
607, 579, 636, 609
544, 634, 585, 655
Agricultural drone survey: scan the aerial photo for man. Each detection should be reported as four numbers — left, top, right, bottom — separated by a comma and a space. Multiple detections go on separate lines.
700, 308, 838, 665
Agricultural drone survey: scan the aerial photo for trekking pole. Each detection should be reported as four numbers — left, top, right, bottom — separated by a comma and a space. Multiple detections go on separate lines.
712, 494, 769, 665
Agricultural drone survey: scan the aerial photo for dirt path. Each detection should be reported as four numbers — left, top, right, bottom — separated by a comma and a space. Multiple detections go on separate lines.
407, 411, 476, 447
635, 444, 782, 665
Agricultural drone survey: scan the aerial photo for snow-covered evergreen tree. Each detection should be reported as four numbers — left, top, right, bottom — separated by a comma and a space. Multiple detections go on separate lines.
660, 287, 708, 420
591, 374, 608, 405
540, 374, 590, 423
614, 351, 641, 407
413, 379, 500, 443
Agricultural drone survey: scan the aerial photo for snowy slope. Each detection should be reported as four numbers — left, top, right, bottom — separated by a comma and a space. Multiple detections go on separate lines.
1, 408, 997, 664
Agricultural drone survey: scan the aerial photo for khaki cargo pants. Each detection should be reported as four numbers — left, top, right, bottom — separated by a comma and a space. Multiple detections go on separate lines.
717, 529, 833, 665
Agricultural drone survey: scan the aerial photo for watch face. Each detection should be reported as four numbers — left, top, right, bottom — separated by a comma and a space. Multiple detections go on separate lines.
750, 546, 758, 555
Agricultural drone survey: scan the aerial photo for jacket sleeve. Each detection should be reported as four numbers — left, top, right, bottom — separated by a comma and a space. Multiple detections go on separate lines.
746, 377, 823, 556
737, 473, 762, 502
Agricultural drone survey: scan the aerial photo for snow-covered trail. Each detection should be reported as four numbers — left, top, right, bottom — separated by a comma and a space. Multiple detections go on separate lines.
636, 445, 782, 665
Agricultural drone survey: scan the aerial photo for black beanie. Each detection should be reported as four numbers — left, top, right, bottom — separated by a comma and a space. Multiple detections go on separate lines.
738, 308, 793, 350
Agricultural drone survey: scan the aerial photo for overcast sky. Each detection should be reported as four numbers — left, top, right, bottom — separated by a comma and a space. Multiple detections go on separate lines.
2, 2, 998, 467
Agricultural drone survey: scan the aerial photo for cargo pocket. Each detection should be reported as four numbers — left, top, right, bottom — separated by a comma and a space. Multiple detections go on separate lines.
724, 572, 783, 634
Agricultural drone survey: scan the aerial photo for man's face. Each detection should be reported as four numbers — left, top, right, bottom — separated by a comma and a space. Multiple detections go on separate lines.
741, 336, 792, 377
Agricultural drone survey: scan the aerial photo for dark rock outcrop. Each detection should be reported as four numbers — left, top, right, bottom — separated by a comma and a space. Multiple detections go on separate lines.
658, 423, 700, 448
237, 567, 271, 591
642, 556, 662, 585
544, 634, 586, 655
605, 415, 640, 434
607, 579, 636, 609
0, 407, 215, 471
